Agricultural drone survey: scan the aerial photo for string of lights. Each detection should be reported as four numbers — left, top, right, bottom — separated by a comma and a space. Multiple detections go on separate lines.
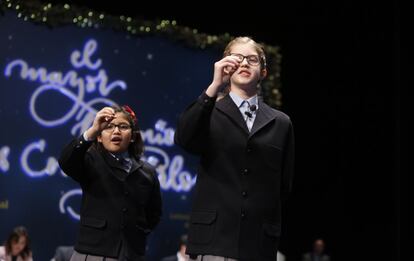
0, 0, 283, 107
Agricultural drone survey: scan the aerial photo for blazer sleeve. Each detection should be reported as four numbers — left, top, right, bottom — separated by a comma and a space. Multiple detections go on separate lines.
58, 135, 93, 183
143, 164, 163, 230
174, 91, 217, 155
282, 120, 295, 202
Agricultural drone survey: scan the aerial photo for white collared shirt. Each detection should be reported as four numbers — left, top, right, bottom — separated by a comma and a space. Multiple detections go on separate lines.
229, 92, 258, 132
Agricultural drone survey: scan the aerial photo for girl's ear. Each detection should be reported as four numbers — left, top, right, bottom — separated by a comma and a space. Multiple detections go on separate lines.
260, 68, 268, 80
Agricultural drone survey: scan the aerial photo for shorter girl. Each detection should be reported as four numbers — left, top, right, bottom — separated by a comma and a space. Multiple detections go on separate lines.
59, 105, 162, 261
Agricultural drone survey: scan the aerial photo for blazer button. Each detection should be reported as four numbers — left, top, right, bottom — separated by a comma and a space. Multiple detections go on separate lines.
241, 212, 246, 218
242, 191, 247, 197
122, 207, 128, 212
124, 191, 129, 196
242, 169, 248, 175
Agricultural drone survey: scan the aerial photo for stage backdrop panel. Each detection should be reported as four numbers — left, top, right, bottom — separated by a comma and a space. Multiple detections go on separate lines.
0, 10, 220, 261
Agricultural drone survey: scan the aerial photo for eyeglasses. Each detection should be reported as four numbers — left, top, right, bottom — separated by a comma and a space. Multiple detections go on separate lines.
229, 53, 261, 66
103, 123, 131, 132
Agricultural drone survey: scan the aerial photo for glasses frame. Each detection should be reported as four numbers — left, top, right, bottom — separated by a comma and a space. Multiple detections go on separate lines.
229, 53, 261, 66
102, 123, 132, 132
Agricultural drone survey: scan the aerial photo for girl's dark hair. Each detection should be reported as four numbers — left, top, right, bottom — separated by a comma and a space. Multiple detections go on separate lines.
96, 105, 144, 158
5, 226, 31, 259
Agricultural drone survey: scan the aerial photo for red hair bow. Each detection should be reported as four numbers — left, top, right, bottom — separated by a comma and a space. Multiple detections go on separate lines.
122, 105, 137, 123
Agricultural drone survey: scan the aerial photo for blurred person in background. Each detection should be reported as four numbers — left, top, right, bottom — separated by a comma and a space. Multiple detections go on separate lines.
0, 226, 33, 261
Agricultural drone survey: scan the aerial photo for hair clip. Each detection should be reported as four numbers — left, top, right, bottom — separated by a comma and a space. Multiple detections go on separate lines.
122, 105, 137, 123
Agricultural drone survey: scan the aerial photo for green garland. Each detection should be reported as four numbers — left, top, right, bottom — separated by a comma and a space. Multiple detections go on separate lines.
0, 0, 282, 107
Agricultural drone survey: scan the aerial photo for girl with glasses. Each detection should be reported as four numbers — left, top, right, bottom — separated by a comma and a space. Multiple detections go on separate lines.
59, 105, 162, 261
175, 36, 295, 261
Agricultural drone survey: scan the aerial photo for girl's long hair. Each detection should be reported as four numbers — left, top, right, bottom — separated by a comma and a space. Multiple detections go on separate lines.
5, 226, 32, 259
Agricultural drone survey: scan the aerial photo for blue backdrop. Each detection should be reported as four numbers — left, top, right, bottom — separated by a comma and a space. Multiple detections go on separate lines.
0, 10, 221, 260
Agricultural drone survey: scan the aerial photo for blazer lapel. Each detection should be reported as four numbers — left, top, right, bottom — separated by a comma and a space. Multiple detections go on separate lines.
215, 94, 250, 134
101, 151, 131, 181
130, 156, 143, 173
249, 100, 277, 138
102, 151, 126, 172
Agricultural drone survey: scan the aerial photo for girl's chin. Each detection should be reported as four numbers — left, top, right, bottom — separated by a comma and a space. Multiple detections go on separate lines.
105, 146, 128, 154
232, 82, 256, 90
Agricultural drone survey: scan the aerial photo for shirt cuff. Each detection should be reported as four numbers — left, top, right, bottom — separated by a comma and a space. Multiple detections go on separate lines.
82, 131, 93, 142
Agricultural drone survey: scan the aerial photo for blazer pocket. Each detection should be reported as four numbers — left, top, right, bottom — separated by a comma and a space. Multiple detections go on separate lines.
79, 217, 107, 245
188, 211, 217, 245
260, 223, 281, 258
81, 217, 107, 229
135, 224, 151, 235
